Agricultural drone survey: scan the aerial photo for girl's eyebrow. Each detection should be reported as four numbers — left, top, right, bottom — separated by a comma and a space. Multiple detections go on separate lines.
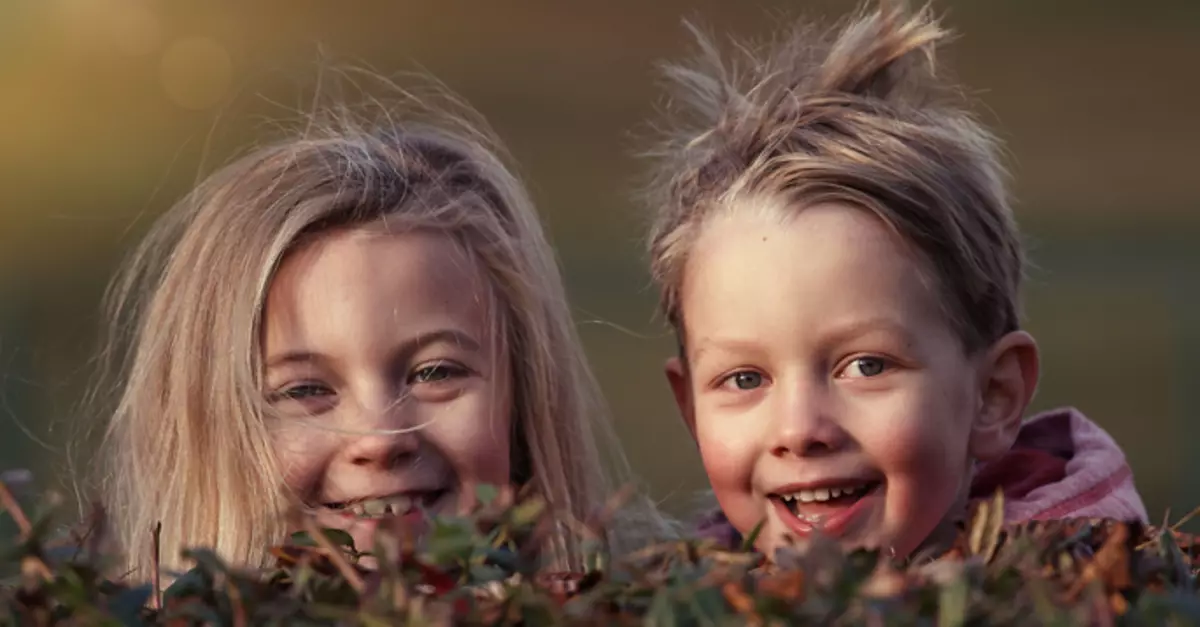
265, 328, 482, 370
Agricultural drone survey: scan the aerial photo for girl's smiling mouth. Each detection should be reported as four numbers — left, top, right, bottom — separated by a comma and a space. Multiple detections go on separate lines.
320, 489, 451, 519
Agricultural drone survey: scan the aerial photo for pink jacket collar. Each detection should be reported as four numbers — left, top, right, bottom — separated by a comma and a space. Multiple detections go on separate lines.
969, 406, 1147, 523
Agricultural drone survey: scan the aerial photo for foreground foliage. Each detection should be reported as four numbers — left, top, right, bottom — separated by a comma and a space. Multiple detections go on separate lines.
2, 477, 1198, 626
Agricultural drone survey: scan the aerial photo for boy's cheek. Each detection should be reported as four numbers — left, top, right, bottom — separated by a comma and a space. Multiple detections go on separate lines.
695, 421, 761, 526
694, 415, 758, 474
696, 434, 763, 537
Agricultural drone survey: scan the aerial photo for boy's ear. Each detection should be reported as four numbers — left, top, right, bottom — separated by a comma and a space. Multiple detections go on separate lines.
664, 356, 697, 439
969, 330, 1040, 461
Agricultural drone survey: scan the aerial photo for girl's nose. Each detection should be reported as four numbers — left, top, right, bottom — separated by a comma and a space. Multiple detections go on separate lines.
342, 395, 421, 469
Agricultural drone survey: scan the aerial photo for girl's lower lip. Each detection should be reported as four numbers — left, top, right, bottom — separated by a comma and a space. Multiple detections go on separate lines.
771, 483, 882, 540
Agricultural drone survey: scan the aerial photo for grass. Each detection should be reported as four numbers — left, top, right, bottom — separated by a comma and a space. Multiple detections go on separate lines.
2, 476, 1198, 626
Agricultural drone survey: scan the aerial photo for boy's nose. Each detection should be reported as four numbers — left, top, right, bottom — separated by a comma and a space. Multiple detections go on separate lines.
768, 384, 850, 458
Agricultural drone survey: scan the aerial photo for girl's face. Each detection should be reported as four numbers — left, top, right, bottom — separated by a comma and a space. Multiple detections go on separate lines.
262, 227, 512, 552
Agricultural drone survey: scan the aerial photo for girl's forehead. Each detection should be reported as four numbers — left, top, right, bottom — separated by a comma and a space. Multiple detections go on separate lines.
262, 228, 503, 354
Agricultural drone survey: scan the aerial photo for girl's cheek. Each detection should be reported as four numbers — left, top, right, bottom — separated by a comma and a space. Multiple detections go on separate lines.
421, 393, 512, 483
272, 429, 330, 492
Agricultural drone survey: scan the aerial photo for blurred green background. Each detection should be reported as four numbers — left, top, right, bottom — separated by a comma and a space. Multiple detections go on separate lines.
1, 0, 1198, 524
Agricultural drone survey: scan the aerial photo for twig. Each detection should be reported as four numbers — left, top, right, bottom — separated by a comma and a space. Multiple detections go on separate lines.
152, 522, 163, 611
0, 478, 32, 538
226, 574, 247, 627
1137, 506, 1200, 550
301, 515, 365, 593
1170, 506, 1200, 532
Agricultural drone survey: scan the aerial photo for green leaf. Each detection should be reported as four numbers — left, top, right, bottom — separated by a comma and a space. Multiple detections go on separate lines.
483, 547, 518, 573
180, 547, 231, 574
468, 563, 507, 584
509, 499, 547, 529
645, 589, 677, 627
162, 567, 210, 599
105, 584, 153, 626
427, 520, 476, 564
937, 576, 968, 627
289, 528, 356, 551
1158, 528, 1195, 590
740, 518, 766, 552
475, 484, 499, 506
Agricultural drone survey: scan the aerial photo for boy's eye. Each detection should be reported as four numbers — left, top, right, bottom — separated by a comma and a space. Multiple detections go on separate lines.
721, 370, 765, 390
838, 357, 889, 379
408, 362, 467, 385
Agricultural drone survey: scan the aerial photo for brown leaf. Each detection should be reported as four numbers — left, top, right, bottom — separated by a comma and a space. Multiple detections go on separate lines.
722, 580, 757, 616
757, 569, 805, 602
1108, 592, 1128, 616
1065, 522, 1132, 601
967, 488, 1006, 563
860, 563, 907, 599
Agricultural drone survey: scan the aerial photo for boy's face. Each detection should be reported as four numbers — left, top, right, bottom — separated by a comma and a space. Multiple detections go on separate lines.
667, 201, 1034, 560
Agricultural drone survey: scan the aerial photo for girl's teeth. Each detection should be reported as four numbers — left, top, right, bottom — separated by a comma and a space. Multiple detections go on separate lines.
343, 494, 421, 519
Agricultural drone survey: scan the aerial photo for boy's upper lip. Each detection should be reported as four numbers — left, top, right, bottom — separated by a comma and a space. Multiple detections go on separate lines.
767, 474, 883, 495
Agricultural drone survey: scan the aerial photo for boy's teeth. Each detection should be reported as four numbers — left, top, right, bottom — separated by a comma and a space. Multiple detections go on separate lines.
780, 482, 870, 504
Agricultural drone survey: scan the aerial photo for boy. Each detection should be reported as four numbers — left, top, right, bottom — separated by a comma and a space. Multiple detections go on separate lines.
639, 1, 1147, 560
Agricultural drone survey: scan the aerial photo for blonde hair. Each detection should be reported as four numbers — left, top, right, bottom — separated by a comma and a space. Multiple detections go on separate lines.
93, 78, 672, 580
643, 0, 1023, 353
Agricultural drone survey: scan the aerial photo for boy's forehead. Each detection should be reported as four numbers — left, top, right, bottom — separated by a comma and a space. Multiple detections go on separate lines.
680, 201, 951, 351
688, 200, 919, 284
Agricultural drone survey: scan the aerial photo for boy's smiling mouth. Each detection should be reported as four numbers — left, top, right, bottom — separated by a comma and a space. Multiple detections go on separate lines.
768, 479, 883, 539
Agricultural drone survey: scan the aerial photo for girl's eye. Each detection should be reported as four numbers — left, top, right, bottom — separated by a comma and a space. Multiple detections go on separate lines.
838, 356, 890, 379
269, 383, 334, 403
721, 370, 765, 391
408, 362, 467, 385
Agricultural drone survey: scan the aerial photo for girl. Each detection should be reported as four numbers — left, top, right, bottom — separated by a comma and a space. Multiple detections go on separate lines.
92, 81, 672, 581
638, 2, 1147, 561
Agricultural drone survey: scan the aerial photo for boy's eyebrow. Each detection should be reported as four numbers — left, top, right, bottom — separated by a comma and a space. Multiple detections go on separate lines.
264, 328, 481, 369
689, 317, 917, 363
690, 337, 766, 362
822, 316, 918, 348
